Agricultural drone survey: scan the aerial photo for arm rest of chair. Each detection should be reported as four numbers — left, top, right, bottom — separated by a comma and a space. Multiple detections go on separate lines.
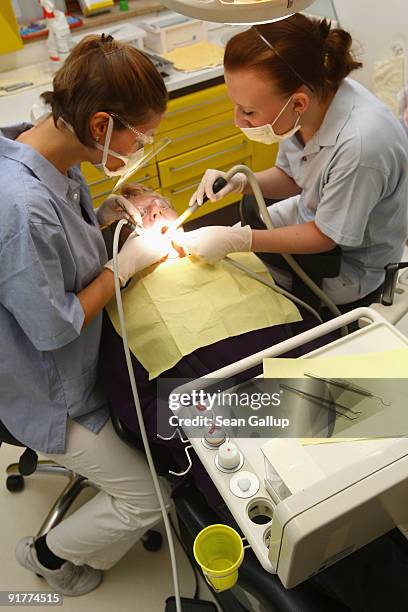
371, 267, 408, 324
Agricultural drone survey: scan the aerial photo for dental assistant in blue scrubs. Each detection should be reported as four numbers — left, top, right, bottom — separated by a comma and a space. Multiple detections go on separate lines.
0, 34, 172, 596
177, 14, 408, 309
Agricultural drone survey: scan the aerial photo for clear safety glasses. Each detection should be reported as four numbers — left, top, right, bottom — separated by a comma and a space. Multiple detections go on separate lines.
136, 197, 173, 218
110, 112, 154, 147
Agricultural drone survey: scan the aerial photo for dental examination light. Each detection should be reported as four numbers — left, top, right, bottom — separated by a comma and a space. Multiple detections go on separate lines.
159, 0, 315, 25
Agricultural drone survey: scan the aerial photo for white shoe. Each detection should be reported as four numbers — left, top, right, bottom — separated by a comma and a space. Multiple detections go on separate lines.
15, 537, 103, 597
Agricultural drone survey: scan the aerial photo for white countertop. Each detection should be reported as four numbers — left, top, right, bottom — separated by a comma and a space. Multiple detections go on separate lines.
0, 16, 241, 125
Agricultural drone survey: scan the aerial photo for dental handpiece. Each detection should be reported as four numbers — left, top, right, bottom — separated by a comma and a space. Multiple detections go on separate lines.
114, 197, 144, 235
174, 176, 228, 229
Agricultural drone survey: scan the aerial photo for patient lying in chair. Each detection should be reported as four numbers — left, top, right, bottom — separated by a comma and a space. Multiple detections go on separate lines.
100, 184, 330, 498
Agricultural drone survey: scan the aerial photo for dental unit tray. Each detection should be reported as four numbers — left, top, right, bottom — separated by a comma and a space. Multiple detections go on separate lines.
170, 308, 408, 588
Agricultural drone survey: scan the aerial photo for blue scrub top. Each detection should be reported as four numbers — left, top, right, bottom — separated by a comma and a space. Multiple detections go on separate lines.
275, 78, 408, 304
0, 123, 110, 453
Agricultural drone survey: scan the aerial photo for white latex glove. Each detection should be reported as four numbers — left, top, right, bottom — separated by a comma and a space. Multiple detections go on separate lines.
104, 231, 172, 286
189, 169, 247, 207
174, 225, 252, 265
96, 194, 143, 228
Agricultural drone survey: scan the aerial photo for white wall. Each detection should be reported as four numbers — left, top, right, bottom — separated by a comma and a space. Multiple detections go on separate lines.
334, 0, 407, 91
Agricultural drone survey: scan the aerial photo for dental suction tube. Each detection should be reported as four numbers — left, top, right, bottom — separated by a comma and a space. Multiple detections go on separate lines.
225, 164, 347, 336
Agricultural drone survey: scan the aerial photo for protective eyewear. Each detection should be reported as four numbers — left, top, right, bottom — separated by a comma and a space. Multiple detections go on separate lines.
110, 112, 154, 147
136, 197, 173, 218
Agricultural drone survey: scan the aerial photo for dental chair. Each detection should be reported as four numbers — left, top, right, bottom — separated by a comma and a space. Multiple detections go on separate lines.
0, 418, 162, 552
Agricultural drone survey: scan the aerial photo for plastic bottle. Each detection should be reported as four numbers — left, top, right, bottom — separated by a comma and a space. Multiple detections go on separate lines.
53, 9, 72, 63
40, 1, 72, 72
41, 2, 60, 70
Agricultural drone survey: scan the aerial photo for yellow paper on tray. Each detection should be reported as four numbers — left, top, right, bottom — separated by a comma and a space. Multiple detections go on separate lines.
263, 350, 408, 379
107, 252, 301, 380
263, 350, 408, 444
163, 41, 224, 71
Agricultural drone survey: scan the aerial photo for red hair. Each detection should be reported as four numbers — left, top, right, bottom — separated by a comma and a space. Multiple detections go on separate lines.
224, 14, 362, 100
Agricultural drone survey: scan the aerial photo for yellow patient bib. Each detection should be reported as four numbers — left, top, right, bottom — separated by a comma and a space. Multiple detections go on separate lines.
107, 252, 302, 380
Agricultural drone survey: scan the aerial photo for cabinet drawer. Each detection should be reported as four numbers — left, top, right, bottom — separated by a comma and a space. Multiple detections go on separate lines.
158, 134, 251, 188
161, 156, 251, 221
92, 177, 160, 208
157, 110, 238, 161
251, 142, 279, 173
157, 84, 232, 135
81, 161, 158, 204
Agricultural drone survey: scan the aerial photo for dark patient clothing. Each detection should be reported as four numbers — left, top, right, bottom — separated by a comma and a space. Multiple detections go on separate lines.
99, 308, 330, 506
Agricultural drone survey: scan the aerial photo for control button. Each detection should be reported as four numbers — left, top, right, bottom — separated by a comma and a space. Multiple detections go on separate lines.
238, 477, 251, 492
204, 433, 226, 448
229, 471, 260, 498
217, 442, 241, 470
204, 426, 226, 448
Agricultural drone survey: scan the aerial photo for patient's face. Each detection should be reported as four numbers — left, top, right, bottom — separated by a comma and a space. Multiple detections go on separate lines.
125, 192, 184, 260
128, 193, 178, 232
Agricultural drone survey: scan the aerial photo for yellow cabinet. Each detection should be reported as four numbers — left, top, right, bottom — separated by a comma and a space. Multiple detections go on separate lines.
157, 110, 237, 161
159, 133, 251, 188
251, 142, 279, 173
156, 83, 231, 135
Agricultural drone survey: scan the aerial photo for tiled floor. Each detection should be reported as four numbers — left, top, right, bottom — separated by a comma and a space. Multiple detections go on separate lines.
0, 443, 221, 612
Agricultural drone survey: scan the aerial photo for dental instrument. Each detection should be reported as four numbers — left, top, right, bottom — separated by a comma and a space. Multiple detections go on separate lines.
228, 165, 348, 336
279, 382, 361, 420
114, 197, 145, 234
304, 373, 392, 407
173, 176, 227, 229
112, 219, 182, 612
223, 255, 323, 325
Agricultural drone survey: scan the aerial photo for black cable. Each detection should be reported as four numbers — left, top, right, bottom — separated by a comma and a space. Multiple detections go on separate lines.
169, 514, 200, 600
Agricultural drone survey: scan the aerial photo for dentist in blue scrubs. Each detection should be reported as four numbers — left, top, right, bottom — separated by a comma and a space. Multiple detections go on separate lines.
0, 34, 172, 595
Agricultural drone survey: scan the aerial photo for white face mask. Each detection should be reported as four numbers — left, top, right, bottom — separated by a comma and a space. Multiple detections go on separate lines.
30, 104, 52, 126
94, 115, 145, 178
240, 96, 301, 145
